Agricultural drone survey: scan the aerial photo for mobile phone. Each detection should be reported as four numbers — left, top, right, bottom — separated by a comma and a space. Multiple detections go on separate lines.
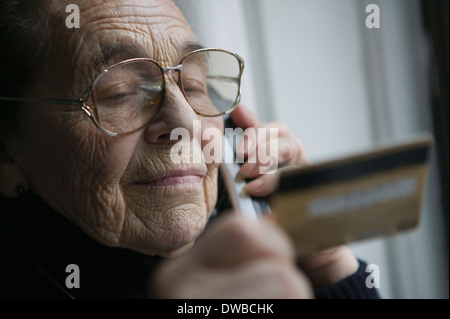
220, 115, 271, 220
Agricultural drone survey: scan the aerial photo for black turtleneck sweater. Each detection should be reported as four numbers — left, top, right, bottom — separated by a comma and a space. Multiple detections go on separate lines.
0, 193, 380, 299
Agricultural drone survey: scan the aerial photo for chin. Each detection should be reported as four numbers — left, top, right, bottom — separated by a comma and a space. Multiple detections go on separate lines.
134, 228, 201, 258
157, 241, 197, 258
126, 204, 210, 257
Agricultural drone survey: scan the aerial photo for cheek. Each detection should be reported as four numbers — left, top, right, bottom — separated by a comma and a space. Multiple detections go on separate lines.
17, 110, 139, 240
200, 117, 223, 213
16, 108, 87, 199
204, 162, 219, 214
62, 133, 140, 241
16, 107, 222, 254
200, 117, 224, 163
59, 130, 139, 213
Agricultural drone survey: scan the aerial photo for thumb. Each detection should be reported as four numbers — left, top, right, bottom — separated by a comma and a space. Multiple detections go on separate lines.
192, 214, 295, 268
230, 105, 260, 129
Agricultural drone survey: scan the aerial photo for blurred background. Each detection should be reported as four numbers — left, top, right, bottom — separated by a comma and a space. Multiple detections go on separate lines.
174, 0, 448, 299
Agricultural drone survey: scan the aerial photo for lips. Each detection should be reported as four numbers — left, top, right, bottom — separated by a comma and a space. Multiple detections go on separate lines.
135, 168, 207, 187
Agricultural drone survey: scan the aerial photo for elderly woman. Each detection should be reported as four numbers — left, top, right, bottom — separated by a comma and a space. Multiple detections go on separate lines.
0, 0, 379, 299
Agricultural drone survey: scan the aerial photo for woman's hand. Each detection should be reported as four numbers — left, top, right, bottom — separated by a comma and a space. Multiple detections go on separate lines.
149, 214, 313, 299
231, 105, 359, 289
231, 105, 309, 197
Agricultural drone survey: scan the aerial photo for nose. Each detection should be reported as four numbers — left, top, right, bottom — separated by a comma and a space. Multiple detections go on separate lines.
143, 74, 198, 144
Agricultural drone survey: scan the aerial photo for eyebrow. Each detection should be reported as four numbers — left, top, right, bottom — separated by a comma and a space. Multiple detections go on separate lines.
91, 41, 205, 71
181, 42, 205, 56
91, 42, 146, 71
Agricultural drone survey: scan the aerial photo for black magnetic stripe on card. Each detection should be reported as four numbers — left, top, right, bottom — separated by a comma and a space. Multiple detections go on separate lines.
276, 145, 429, 193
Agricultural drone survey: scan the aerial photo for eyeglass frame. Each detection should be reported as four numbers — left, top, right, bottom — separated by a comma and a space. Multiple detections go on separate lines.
0, 48, 245, 137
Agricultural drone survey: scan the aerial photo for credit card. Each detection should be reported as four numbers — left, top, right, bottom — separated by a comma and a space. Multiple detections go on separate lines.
269, 135, 433, 257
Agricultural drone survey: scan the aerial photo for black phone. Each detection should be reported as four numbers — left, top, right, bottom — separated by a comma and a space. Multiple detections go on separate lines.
220, 115, 271, 220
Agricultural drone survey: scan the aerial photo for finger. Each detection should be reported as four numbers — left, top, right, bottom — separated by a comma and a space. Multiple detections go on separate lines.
215, 260, 313, 299
237, 153, 278, 182
236, 136, 280, 181
297, 244, 357, 272
192, 214, 295, 268
242, 173, 280, 197
230, 105, 260, 130
277, 136, 310, 166
296, 245, 359, 289
241, 163, 307, 198
236, 121, 291, 159
235, 126, 257, 160
251, 121, 292, 136
237, 136, 309, 181
241, 141, 311, 197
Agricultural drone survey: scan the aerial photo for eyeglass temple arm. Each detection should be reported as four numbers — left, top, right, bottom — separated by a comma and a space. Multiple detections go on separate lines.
0, 96, 83, 107
207, 75, 240, 83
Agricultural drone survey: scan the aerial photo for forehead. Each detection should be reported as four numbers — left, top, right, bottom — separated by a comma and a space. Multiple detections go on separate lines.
60, 0, 197, 82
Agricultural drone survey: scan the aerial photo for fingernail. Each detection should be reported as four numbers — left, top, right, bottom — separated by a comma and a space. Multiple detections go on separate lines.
240, 162, 255, 176
242, 179, 264, 195
239, 188, 249, 198
235, 172, 245, 182
235, 165, 253, 182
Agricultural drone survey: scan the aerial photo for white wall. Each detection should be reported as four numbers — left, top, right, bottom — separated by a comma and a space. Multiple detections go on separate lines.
173, 0, 258, 114
174, 0, 449, 299
357, 0, 449, 299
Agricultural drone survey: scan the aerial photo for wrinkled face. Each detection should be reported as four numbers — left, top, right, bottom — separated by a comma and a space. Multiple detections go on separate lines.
11, 0, 223, 257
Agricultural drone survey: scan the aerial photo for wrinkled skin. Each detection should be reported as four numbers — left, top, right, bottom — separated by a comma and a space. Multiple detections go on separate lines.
5, 0, 221, 257
1, 0, 359, 298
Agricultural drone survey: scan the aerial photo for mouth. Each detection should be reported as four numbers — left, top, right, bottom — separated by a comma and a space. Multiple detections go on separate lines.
135, 168, 207, 187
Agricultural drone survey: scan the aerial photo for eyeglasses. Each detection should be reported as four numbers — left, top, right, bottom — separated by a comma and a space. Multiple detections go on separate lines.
0, 48, 244, 136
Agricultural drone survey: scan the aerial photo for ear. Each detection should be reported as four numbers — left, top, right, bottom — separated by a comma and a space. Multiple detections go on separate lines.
0, 140, 29, 198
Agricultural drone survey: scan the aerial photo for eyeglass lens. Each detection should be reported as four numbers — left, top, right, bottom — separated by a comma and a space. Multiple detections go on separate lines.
88, 50, 241, 135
